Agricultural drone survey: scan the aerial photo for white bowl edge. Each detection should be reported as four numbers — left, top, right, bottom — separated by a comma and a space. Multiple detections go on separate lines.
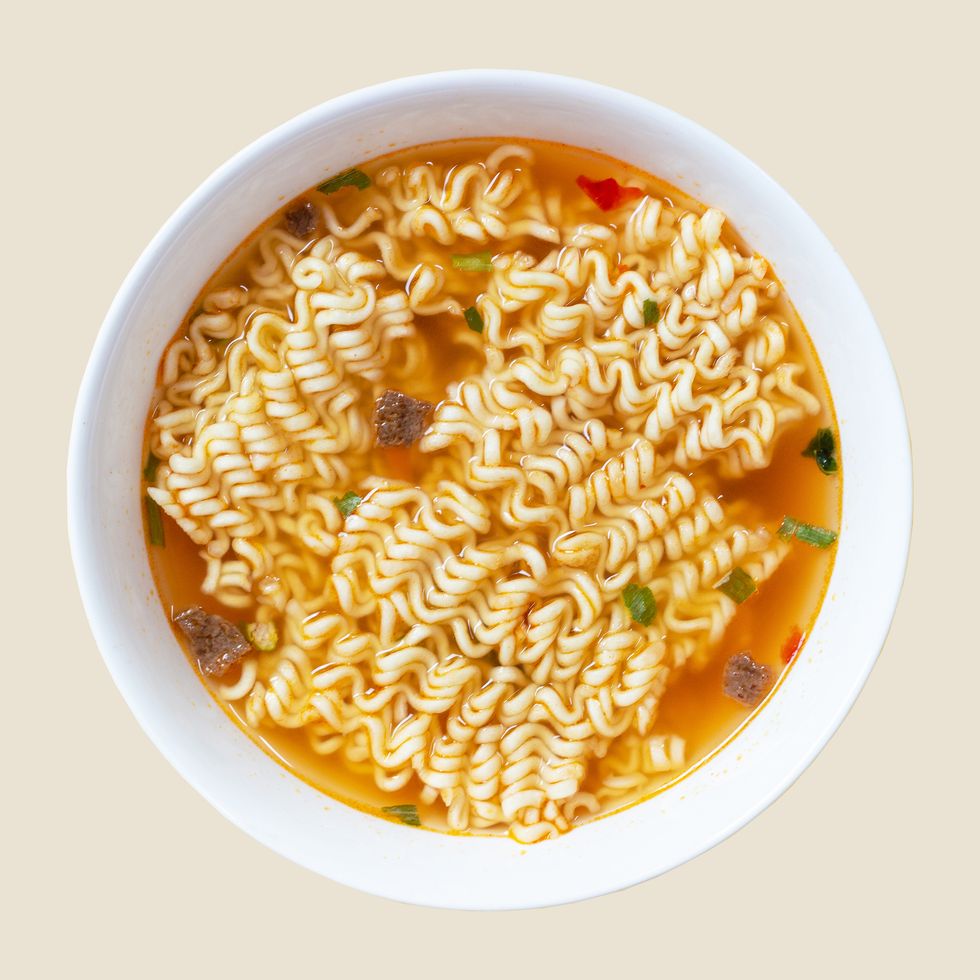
68, 70, 912, 910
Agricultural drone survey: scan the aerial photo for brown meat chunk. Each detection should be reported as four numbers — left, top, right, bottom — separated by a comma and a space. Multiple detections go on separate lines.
284, 201, 318, 238
375, 389, 433, 447
174, 607, 251, 678
723, 652, 772, 707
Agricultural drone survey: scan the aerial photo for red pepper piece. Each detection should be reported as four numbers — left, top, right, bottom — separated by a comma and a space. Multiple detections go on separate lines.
781, 627, 804, 664
576, 175, 643, 212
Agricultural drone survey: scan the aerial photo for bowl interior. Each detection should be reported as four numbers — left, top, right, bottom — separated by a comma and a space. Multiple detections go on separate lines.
69, 70, 910, 909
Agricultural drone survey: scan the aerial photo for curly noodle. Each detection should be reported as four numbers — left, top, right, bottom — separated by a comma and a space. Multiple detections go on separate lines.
146, 141, 820, 842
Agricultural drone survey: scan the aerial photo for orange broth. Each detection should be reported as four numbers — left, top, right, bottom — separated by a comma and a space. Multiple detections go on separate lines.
143, 138, 840, 834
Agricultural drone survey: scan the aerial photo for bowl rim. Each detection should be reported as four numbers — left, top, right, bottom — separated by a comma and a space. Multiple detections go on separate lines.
68, 68, 912, 908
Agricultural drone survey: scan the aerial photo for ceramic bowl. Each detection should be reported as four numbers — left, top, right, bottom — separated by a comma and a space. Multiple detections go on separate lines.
69, 70, 911, 909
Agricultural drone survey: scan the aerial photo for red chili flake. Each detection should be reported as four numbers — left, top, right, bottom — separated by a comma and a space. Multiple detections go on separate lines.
781, 627, 804, 664
576, 175, 643, 212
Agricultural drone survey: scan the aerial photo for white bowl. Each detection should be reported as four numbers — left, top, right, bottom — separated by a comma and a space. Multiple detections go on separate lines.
69, 70, 911, 910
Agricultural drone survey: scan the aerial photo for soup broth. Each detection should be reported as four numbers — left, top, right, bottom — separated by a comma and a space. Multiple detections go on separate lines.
143, 139, 840, 841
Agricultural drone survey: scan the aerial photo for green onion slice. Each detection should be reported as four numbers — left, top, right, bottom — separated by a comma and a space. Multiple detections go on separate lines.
716, 567, 756, 603
778, 516, 838, 549
623, 583, 657, 626
463, 306, 484, 333
802, 427, 838, 475
244, 621, 279, 652
382, 804, 421, 827
334, 491, 362, 518
316, 168, 371, 195
143, 451, 160, 483
777, 516, 798, 542
451, 251, 493, 272
642, 298, 661, 326
794, 522, 839, 548
145, 494, 165, 547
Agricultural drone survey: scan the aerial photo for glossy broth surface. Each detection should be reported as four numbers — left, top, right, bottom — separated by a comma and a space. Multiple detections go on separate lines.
145, 138, 840, 836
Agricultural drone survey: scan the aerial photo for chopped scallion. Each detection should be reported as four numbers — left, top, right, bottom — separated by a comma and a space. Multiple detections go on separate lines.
623, 583, 657, 626
778, 516, 838, 549
802, 427, 838, 475
334, 491, 362, 518
143, 451, 160, 483
451, 251, 493, 272
244, 621, 279, 652
717, 567, 756, 603
463, 306, 484, 333
777, 516, 798, 542
382, 804, 421, 827
145, 494, 165, 546
316, 168, 371, 195
643, 298, 661, 326
795, 522, 838, 548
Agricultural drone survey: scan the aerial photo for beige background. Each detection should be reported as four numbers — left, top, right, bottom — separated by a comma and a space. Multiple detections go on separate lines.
3, 0, 977, 975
